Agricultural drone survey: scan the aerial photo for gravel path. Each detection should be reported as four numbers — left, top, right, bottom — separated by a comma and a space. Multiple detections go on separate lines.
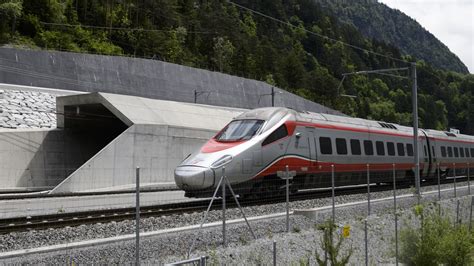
0, 181, 471, 264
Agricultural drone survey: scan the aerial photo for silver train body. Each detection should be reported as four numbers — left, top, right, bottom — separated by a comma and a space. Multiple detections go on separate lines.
175, 107, 474, 198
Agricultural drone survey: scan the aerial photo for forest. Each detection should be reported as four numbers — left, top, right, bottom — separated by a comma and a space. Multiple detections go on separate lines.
0, 0, 473, 134
314, 0, 469, 74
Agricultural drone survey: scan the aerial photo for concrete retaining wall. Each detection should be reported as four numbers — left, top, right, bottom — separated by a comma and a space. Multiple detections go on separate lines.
0, 83, 81, 130
0, 88, 57, 129
0, 129, 98, 191
0, 48, 342, 115
50, 124, 215, 193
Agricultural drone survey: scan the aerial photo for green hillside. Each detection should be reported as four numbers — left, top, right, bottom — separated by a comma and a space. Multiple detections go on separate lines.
0, 0, 473, 134
315, 0, 469, 74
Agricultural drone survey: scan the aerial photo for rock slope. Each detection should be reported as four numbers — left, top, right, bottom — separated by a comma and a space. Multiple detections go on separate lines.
0, 89, 57, 129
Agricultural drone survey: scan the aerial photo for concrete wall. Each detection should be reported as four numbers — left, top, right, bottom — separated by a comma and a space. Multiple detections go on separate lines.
0, 129, 99, 190
51, 124, 214, 193
0, 48, 342, 115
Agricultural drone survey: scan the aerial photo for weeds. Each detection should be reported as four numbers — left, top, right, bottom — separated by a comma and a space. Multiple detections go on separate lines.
208, 247, 219, 265
238, 235, 248, 245
292, 226, 301, 233
298, 256, 310, 265
314, 221, 352, 266
399, 204, 473, 265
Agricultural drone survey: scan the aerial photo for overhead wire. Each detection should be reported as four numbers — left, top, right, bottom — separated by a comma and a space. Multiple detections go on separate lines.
371, 72, 409, 79
5, 3, 394, 111
0, 111, 120, 125
0, 89, 120, 121
46, 3, 410, 66
342, 67, 410, 80
0, 6, 352, 121
0, 63, 194, 99
40, 22, 218, 35
226, 1, 409, 66
0, 64, 118, 90
2, 107, 126, 126
0, 58, 294, 101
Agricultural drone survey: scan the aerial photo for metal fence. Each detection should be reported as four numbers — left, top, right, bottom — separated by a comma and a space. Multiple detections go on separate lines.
1, 162, 473, 265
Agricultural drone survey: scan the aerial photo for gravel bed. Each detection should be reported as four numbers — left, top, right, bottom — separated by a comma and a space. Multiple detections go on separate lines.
0, 181, 469, 254
2, 185, 471, 264
0, 181, 468, 253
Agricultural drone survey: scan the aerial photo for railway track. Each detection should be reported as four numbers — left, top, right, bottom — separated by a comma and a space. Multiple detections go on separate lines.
0, 200, 214, 235
0, 187, 180, 201
0, 177, 468, 234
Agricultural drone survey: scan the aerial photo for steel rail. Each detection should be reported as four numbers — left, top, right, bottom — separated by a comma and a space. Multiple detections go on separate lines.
0, 177, 467, 234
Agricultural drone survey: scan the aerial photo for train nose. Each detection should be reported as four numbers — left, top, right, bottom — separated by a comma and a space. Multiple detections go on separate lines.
174, 166, 215, 190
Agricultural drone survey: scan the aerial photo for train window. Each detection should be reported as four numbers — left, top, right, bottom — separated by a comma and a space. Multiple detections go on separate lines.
336, 138, 348, 155
466, 148, 470, 158
407, 144, 414, 156
441, 146, 447, 157
448, 147, 453, 157
397, 143, 405, 156
215, 119, 264, 141
320, 137, 333, 155
376, 141, 385, 156
387, 142, 395, 156
262, 124, 288, 146
350, 139, 362, 155
471, 148, 474, 158
460, 147, 465, 157
364, 140, 374, 156
432, 146, 436, 157
454, 147, 459, 157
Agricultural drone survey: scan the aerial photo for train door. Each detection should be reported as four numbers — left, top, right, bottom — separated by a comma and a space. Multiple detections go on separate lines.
428, 137, 438, 176
420, 130, 432, 178
306, 127, 317, 167
292, 126, 311, 169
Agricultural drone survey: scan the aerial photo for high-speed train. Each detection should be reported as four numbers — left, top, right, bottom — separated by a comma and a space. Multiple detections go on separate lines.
175, 107, 474, 198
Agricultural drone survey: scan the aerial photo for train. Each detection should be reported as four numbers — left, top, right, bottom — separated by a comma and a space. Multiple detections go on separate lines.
174, 107, 474, 198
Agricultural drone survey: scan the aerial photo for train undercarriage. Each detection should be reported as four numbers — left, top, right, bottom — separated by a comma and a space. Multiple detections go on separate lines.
183, 166, 458, 199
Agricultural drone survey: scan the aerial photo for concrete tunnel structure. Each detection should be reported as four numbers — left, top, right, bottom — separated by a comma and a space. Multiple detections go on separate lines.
0, 48, 342, 194
51, 92, 246, 194
0, 92, 244, 194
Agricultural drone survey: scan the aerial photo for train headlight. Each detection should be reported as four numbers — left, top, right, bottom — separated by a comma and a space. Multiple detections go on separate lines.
211, 155, 233, 169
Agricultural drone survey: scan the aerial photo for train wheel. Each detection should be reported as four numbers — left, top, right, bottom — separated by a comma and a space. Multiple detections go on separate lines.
249, 179, 281, 199
246, 181, 265, 199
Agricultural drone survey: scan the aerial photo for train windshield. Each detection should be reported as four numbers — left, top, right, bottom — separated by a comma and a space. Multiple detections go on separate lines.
215, 119, 264, 142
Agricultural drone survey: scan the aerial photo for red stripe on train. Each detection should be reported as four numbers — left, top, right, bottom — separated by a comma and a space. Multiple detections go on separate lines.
288, 121, 414, 138
201, 138, 245, 153
254, 157, 418, 179
288, 121, 474, 144
438, 163, 473, 168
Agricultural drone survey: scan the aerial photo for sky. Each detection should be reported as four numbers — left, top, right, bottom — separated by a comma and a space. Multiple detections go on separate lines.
378, 0, 474, 73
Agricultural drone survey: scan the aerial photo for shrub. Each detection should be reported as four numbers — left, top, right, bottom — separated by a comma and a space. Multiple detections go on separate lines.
399, 204, 473, 265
